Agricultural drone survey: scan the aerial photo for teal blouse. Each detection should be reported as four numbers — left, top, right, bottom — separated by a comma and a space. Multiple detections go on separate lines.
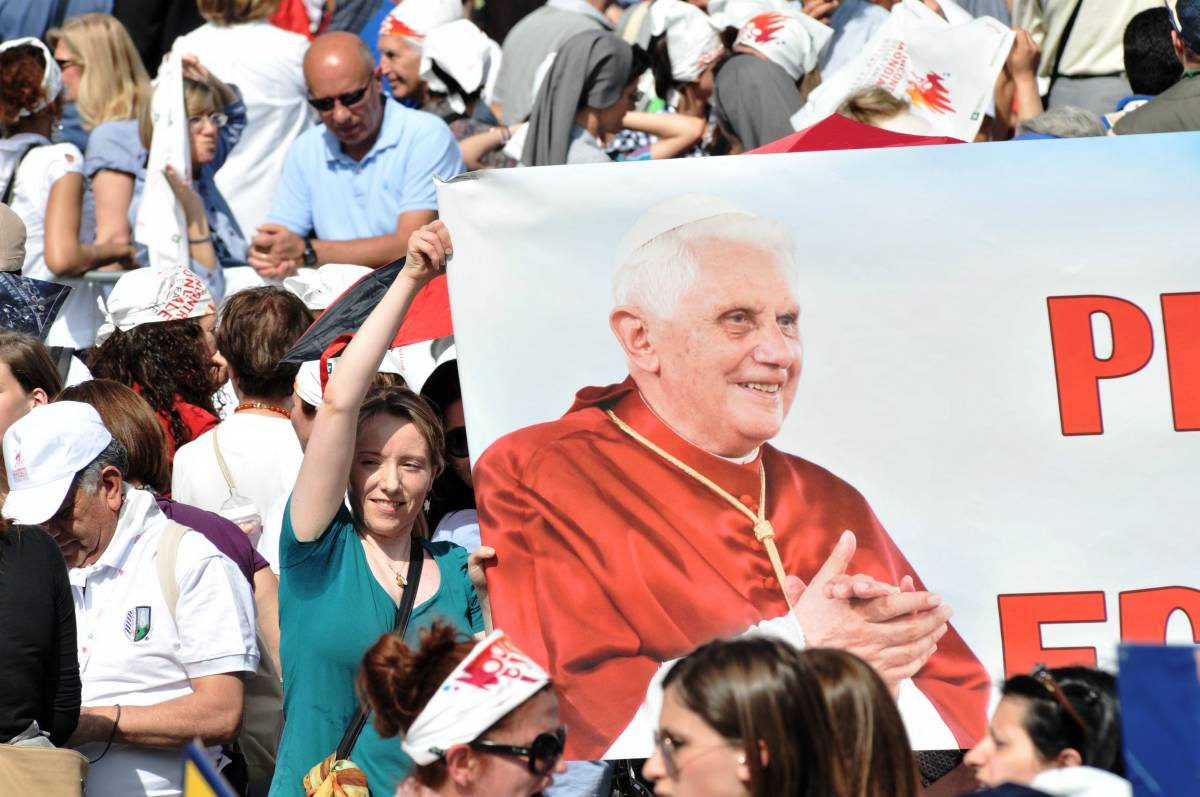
269, 500, 483, 796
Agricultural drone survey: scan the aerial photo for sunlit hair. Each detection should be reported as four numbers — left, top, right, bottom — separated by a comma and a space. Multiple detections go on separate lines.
48, 13, 150, 129
137, 76, 221, 150
56, 379, 171, 495
196, 0, 281, 25
837, 86, 909, 127
663, 636, 847, 797
0, 43, 58, 125
612, 212, 797, 319
802, 648, 922, 797
353, 386, 445, 538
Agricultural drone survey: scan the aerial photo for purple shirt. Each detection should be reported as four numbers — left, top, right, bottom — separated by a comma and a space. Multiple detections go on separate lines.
155, 497, 268, 588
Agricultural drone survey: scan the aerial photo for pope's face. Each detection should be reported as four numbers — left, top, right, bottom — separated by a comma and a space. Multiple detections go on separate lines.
650, 241, 801, 457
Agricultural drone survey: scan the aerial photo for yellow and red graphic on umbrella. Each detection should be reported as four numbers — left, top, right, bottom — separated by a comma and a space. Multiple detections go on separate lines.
906, 71, 954, 114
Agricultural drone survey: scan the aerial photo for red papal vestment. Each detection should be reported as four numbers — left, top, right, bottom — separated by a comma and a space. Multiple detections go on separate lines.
475, 378, 989, 759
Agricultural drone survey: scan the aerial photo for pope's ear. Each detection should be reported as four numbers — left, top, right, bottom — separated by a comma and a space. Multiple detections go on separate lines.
609, 306, 660, 374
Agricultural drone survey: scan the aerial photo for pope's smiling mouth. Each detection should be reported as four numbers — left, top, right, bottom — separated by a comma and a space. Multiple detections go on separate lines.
738, 382, 782, 395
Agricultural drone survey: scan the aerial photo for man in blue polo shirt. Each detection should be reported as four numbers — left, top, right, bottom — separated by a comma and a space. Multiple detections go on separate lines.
249, 32, 464, 279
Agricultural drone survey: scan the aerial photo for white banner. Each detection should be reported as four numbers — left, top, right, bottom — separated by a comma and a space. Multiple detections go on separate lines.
793, 0, 1014, 141
136, 56, 191, 271
437, 134, 1200, 759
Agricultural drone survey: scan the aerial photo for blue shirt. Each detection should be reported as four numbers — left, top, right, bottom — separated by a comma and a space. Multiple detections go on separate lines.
267, 97, 465, 240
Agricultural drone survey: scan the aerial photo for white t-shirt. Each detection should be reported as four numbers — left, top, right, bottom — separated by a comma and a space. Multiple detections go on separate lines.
1, 133, 105, 348
68, 487, 258, 797
169, 21, 315, 236
171, 412, 304, 542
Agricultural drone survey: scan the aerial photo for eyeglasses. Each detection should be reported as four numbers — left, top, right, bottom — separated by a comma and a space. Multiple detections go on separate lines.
445, 427, 469, 459
653, 730, 735, 780
188, 112, 228, 130
469, 727, 566, 776
307, 82, 372, 112
1029, 664, 1089, 744
54, 57, 81, 71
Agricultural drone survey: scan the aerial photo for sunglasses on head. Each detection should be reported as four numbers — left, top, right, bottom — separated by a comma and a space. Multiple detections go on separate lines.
307, 81, 372, 112
445, 427, 469, 459
1029, 664, 1089, 743
470, 726, 566, 776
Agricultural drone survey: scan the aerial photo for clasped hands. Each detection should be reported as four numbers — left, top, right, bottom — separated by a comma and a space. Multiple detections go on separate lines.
789, 531, 951, 698
249, 224, 305, 280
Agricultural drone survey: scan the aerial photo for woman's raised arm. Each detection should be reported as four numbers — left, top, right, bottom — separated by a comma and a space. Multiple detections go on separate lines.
288, 221, 453, 541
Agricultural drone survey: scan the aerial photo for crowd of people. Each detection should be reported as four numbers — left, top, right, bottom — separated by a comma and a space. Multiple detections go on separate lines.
0, 0, 1190, 795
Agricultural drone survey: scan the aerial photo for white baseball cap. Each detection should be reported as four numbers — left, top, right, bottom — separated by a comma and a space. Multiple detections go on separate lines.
2, 402, 113, 525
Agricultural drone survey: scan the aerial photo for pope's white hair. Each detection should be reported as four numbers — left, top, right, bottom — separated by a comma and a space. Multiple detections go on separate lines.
612, 213, 798, 318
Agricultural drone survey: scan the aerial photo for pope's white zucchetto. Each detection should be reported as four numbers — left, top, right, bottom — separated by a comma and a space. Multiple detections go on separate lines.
616, 194, 756, 264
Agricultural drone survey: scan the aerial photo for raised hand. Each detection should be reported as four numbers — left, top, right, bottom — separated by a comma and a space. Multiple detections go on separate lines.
403, 220, 453, 286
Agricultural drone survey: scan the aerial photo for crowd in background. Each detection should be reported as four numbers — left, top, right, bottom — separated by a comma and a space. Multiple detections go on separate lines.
0, 0, 1193, 796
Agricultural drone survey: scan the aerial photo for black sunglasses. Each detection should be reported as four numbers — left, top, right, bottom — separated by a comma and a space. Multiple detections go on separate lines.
470, 727, 566, 775
307, 81, 372, 112
445, 427, 469, 459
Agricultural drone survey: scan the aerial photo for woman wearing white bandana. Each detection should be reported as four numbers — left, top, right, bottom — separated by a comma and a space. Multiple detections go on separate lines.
0, 38, 138, 349
359, 623, 567, 797
377, 0, 467, 107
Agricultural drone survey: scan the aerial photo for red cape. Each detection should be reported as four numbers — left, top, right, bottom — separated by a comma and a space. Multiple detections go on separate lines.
476, 378, 989, 758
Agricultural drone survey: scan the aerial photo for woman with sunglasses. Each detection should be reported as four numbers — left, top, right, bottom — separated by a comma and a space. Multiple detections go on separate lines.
964, 666, 1127, 794
360, 621, 567, 797
419, 360, 480, 552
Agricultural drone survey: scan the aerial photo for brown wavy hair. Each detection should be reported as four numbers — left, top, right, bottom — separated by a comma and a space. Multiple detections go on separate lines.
216, 287, 311, 399
0, 331, 64, 504
802, 648, 921, 797
86, 319, 218, 451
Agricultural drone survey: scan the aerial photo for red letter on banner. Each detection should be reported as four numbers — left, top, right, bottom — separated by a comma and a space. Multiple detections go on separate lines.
1161, 293, 1200, 432
997, 592, 1106, 677
1119, 587, 1200, 643
1047, 296, 1154, 435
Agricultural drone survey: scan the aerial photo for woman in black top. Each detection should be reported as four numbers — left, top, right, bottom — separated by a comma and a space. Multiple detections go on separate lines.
0, 520, 80, 745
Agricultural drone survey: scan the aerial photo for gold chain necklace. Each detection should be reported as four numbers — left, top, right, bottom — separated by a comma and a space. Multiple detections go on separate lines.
362, 534, 411, 587
605, 410, 793, 609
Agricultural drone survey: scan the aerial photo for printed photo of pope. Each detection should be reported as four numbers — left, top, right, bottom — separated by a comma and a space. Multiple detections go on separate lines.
474, 194, 989, 760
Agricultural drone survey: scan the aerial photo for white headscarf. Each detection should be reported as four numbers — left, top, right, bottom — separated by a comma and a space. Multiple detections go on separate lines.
648, 0, 723, 84
419, 18, 495, 114
0, 38, 63, 118
402, 631, 551, 765
95, 267, 215, 345
380, 0, 463, 43
707, 0, 783, 32
734, 7, 832, 81
294, 350, 406, 407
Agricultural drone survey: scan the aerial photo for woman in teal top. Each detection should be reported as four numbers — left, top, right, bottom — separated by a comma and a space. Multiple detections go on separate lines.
269, 221, 487, 797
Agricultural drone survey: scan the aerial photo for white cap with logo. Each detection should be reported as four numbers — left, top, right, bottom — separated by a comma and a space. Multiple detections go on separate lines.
2, 402, 112, 525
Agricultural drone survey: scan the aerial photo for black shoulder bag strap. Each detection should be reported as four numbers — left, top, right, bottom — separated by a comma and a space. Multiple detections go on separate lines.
1047, 0, 1085, 98
2, 143, 44, 206
335, 536, 426, 760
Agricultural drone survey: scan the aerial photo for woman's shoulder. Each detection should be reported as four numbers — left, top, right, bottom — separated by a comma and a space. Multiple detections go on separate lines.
0, 524, 65, 565
419, 537, 466, 562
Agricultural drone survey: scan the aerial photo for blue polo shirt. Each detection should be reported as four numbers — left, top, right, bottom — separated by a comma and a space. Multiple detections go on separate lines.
267, 97, 464, 239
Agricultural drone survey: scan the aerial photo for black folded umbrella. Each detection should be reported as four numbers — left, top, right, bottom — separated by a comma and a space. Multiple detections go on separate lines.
281, 257, 453, 365
0, 273, 71, 339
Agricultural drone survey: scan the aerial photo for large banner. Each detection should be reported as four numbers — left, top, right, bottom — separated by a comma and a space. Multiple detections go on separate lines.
436, 133, 1200, 759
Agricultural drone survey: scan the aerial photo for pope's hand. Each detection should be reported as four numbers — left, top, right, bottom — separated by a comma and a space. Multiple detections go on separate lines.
403, 220, 452, 285
788, 531, 951, 698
